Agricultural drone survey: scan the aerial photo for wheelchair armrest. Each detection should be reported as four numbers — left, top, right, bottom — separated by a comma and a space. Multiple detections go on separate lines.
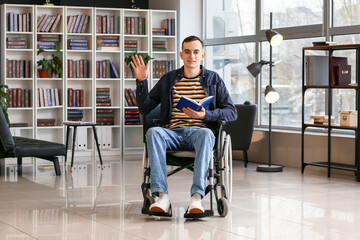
217, 120, 227, 127
147, 119, 160, 125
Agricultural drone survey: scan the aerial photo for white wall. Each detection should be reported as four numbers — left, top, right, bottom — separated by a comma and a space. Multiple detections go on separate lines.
149, 0, 203, 66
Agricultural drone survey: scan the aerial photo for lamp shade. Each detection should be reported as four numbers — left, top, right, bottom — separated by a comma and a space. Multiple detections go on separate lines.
265, 85, 279, 103
266, 30, 283, 47
247, 60, 269, 77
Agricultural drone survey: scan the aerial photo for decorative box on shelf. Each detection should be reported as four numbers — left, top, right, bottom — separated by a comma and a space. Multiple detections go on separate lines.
310, 115, 334, 124
339, 110, 357, 127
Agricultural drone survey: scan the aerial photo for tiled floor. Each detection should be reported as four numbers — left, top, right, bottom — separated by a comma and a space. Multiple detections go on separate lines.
0, 156, 360, 239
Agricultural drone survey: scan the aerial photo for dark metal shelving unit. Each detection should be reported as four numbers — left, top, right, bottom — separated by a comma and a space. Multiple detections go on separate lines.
301, 44, 360, 181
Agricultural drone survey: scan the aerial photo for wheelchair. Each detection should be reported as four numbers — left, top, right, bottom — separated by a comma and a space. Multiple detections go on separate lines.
140, 105, 233, 218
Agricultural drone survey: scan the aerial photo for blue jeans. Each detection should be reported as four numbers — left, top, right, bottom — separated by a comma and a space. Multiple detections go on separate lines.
146, 127, 215, 197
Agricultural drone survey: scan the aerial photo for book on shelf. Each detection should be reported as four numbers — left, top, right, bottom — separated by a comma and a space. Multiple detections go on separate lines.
96, 108, 115, 125
7, 88, 31, 108
96, 59, 118, 78
67, 39, 88, 50
312, 41, 337, 46
152, 40, 167, 51
124, 109, 141, 125
305, 55, 328, 86
50, 14, 61, 32
96, 88, 111, 106
7, 12, 32, 32
162, 18, 175, 36
175, 96, 214, 112
124, 16, 146, 35
38, 14, 61, 33
6, 59, 31, 79
37, 118, 55, 126
124, 88, 134, 106
81, 15, 90, 33
72, 14, 82, 33
68, 59, 88, 78
109, 61, 119, 78
152, 28, 166, 35
129, 89, 137, 106
9, 123, 28, 127
77, 15, 86, 33
330, 56, 348, 86
96, 36, 120, 50
96, 15, 119, 34
336, 65, 351, 86
7, 37, 27, 49
37, 14, 48, 32
67, 109, 84, 121
153, 60, 175, 78
38, 88, 60, 107
69, 15, 77, 33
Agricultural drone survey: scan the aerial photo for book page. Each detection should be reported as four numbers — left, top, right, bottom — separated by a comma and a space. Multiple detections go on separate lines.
199, 96, 213, 105
183, 96, 200, 106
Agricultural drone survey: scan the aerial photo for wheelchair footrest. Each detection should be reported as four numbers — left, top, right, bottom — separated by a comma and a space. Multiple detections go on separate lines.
184, 209, 214, 219
142, 204, 173, 217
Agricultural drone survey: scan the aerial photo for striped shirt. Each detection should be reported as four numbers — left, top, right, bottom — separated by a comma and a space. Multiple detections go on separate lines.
167, 76, 207, 129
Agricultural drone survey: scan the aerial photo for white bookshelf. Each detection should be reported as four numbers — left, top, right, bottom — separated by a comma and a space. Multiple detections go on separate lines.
1, 4, 177, 158
1, 4, 35, 139
34, 5, 65, 144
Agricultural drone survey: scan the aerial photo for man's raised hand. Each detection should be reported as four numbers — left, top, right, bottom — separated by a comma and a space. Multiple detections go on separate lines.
130, 55, 149, 81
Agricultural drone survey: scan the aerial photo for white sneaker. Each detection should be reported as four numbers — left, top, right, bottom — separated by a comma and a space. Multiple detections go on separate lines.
149, 194, 170, 213
188, 198, 204, 214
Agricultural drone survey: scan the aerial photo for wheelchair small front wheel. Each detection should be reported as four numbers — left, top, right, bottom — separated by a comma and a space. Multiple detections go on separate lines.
217, 197, 228, 217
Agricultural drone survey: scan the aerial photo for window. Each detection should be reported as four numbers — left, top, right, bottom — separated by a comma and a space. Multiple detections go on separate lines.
260, 38, 323, 126
205, 43, 256, 104
205, 0, 256, 38
333, 0, 360, 27
263, 0, 323, 29
204, 1, 360, 129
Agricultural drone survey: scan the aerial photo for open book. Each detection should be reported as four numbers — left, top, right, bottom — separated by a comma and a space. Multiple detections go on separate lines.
175, 96, 214, 111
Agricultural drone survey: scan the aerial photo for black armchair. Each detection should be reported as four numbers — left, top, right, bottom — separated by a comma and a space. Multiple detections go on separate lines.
0, 109, 66, 176
223, 101, 257, 167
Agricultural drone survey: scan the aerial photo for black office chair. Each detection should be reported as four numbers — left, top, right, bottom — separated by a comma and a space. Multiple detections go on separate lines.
140, 105, 233, 218
0, 109, 66, 176
223, 101, 257, 167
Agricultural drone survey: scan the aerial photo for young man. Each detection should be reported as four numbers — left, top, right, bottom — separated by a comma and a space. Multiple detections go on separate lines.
132, 35, 237, 214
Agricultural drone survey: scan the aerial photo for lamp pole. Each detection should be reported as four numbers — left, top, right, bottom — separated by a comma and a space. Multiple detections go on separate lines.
256, 12, 283, 172
269, 12, 273, 167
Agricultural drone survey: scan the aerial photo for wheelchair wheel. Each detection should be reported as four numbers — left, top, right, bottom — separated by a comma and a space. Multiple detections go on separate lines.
217, 197, 228, 217
141, 146, 147, 183
220, 131, 233, 203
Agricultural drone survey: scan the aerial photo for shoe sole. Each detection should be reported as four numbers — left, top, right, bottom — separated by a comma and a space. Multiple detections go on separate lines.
150, 206, 166, 213
189, 208, 204, 214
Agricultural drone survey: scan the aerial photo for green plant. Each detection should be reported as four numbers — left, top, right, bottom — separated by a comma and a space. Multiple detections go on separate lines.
37, 46, 62, 76
37, 49, 52, 70
0, 83, 10, 125
51, 46, 63, 76
124, 51, 154, 69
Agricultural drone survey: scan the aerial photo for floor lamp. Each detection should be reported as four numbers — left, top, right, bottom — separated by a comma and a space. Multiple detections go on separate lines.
247, 12, 283, 172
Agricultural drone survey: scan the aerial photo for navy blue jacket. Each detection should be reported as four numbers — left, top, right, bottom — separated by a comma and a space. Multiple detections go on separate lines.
136, 65, 237, 133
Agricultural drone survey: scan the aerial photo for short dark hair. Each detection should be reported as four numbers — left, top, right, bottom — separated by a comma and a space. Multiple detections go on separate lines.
182, 35, 204, 50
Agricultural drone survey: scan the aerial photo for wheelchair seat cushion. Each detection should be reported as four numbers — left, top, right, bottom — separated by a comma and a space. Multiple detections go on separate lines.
167, 151, 196, 158
13, 137, 67, 158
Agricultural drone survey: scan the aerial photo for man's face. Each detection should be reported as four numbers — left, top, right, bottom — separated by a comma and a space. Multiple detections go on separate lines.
180, 40, 205, 70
